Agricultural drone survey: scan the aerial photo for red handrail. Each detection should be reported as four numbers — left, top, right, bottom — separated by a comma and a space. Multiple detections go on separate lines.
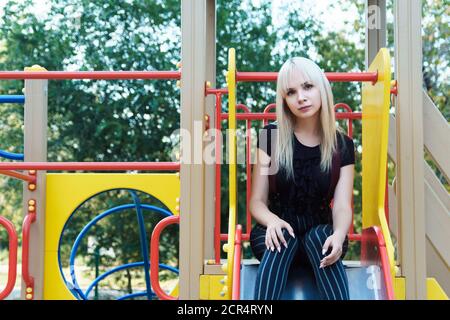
236, 71, 378, 83
22, 210, 36, 298
376, 230, 395, 300
361, 226, 395, 300
335, 103, 355, 236
232, 225, 242, 300
0, 170, 36, 183
0, 162, 180, 171
263, 104, 276, 126
0, 71, 181, 80
221, 113, 274, 121
150, 215, 179, 300
236, 105, 252, 238
220, 112, 362, 121
0, 216, 18, 300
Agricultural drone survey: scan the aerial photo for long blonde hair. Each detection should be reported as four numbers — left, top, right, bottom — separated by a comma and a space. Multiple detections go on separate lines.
274, 57, 340, 180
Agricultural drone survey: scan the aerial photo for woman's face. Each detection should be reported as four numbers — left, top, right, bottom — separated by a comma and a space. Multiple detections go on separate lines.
284, 74, 322, 120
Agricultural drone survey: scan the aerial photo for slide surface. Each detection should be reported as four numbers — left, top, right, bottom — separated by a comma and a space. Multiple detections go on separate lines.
240, 261, 389, 300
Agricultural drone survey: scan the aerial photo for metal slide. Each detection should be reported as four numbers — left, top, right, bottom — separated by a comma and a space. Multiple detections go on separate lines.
239, 227, 393, 300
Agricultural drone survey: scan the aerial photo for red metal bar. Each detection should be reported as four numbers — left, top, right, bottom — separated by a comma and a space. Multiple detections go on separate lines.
0, 216, 18, 300
376, 229, 395, 300
22, 210, 36, 299
0, 162, 180, 171
348, 233, 362, 242
390, 80, 398, 96
232, 225, 242, 300
335, 103, 356, 235
221, 113, 275, 121
206, 88, 228, 95
150, 215, 179, 300
236, 71, 378, 83
0, 170, 36, 183
361, 227, 394, 300
0, 71, 181, 80
222, 112, 361, 121
263, 104, 276, 126
220, 233, 249, 242
236, 105, 253, 237
334, 103, 353, 113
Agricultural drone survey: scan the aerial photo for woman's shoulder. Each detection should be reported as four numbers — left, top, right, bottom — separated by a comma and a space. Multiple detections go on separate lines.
336, 130, 355, 166
257, 122, 278, 156
336, 130, 354, 149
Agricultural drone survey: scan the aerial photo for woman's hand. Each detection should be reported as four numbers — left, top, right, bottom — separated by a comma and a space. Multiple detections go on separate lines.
320, 231, 346, 268
265, 216, 295, 253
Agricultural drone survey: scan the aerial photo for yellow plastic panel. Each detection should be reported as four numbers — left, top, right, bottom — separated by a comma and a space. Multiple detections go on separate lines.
361, 48, 391, 229
395, 277, 449, 300
426, 278, 448, 300
361, 49, 396, 280
199, 275, 227, 300
43, 173, 180, 300
394, 277, 406, 300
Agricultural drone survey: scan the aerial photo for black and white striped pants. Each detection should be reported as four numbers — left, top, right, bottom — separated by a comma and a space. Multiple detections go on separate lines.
250, 212, 349, 300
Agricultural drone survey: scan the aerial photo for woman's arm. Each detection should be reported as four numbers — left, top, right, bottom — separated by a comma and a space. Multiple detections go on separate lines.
249, 148, 275, 226
331, 164, 354, 240
249, 148, 295, 252
320, 164, 354, 267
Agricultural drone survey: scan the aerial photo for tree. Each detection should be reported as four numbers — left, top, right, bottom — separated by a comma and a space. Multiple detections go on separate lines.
0, 0, 181, 299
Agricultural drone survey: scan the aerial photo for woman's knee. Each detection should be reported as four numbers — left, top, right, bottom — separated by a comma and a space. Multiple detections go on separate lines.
250, 224, 268, 261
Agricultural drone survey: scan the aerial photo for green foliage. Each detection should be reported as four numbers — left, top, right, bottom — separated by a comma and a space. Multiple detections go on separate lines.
0, 0, 181, 299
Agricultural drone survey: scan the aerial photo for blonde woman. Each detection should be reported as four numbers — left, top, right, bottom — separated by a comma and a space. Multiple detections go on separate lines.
249, 57, 355, 300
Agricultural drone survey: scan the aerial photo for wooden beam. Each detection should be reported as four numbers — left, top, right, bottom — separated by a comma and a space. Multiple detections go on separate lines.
394, 0, 427, 299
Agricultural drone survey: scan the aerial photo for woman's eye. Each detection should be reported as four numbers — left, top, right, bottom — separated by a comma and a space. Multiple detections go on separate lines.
303, 83, 313, 89
287, 90, 294, 96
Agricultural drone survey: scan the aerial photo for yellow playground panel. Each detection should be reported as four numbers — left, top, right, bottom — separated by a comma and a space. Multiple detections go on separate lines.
361, 48, 396, 278
361, 49, 447, 300
43, 173, 180, 300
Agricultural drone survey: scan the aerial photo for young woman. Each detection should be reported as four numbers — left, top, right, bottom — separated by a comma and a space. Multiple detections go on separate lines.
249, 57, 355, 300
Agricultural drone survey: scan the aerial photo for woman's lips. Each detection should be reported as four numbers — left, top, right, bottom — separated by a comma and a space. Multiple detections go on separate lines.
298, 105, 312, 112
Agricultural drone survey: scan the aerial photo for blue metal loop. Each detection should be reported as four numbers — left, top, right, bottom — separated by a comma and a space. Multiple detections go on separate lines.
66, 195, 177, 300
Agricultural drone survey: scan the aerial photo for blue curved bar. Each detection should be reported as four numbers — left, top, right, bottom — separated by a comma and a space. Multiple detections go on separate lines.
0, 95, 25, 104
84, 261, 179, 299
68, 203, 174, 300
0, 149, 24, 160
129, 190, 153, 300
118, 292, 155, 300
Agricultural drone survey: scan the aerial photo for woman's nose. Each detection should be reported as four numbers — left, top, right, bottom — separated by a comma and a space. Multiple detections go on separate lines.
297, 90, 307, 103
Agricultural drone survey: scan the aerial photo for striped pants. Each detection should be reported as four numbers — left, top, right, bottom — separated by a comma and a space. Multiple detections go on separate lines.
250, 215, 349, 300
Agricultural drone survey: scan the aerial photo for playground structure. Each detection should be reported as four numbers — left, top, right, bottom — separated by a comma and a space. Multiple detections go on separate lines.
0, 0, 449, 300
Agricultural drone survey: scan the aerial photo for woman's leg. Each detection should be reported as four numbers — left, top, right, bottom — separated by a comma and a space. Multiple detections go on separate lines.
252, 228, 299, 300
302, 224, 350, 300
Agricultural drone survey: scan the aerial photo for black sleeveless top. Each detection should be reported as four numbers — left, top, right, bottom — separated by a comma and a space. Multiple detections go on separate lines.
256, 123, 355, 223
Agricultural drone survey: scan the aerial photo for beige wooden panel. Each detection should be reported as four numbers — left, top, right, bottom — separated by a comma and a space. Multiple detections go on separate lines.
423, 92, 450, 182
394, 0, 427, 299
